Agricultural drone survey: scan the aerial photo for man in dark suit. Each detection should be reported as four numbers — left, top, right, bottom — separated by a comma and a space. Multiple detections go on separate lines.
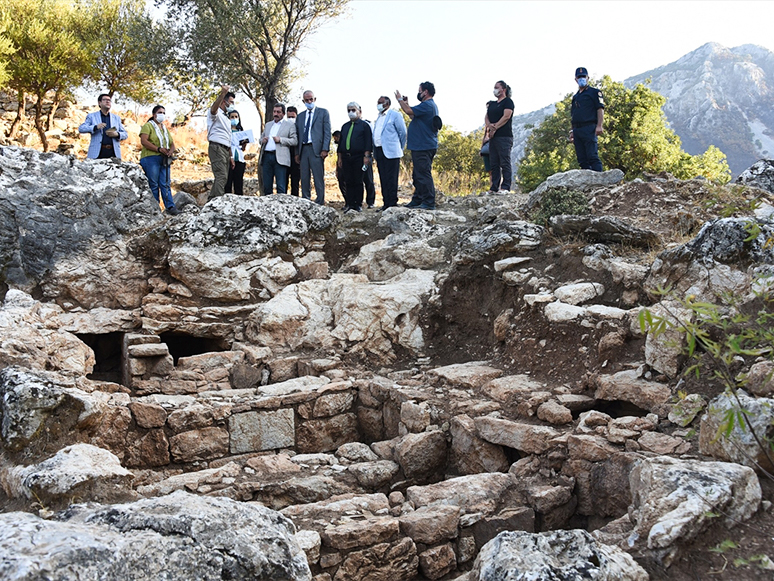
295, 90, 331, 204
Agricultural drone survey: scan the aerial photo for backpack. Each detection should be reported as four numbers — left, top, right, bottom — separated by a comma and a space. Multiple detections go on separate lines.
432, 115, 443, 132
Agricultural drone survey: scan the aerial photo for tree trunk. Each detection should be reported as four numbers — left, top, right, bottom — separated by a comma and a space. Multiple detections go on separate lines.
7, 89, 25, 139
46, 92, 61, 132
33, 94, 48, 152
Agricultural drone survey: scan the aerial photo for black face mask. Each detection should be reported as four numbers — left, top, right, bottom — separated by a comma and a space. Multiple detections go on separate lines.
416, 92, 424, 101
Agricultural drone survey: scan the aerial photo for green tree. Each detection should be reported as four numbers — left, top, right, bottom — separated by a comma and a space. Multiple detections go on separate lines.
77, 0, 169, 105
430, 127, 488, 194
518, 76, 732, 192
2, 0, 91, 149
166, 0, 349, 130
0, 15, 16, 89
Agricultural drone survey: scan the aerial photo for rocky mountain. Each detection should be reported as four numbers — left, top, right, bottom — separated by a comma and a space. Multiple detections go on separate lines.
511, 42, 774, 177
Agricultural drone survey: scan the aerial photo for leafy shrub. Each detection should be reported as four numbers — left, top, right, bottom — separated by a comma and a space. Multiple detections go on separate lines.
530, 187, 590, 226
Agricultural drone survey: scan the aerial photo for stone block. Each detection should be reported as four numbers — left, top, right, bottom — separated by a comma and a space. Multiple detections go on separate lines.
128, 343, 170, 358
123, 429, 170, 468
314, 391, 355, 418
128, 402, 167, 429
321, 517, 399, 550
332, 537, 418, 581
419, 543, 456, 580
399, 505, 460, 544
296, 414, 358, 454
229, 409, 295, 454
169, 427, 229, 463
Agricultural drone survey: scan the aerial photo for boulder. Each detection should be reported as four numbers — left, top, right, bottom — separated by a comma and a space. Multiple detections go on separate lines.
700, 389, 774, 471
525, 168, 625, 209
474, 416, 559, 454
1, 444, 135, 507
246, 270, 437, 362
0, 146, 161, 307
428, 361, 503, 389
627, 456, 761, 562
469, 529, 648, 581
453, 221, 544, 264
735, 159, 774, 193
0, 490, 312, 580
0, 290, 95, 375
550, 215, 659, 247
166, 195, 337, 301
395, 431, 447, 481
594, 370, 672, 413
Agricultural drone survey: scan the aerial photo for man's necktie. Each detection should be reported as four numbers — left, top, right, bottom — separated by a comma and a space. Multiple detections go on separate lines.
304, 113, 312, 143
346, 122, 355, 151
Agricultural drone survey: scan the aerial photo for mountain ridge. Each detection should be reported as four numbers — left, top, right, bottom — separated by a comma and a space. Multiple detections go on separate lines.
511, 42, 774, 177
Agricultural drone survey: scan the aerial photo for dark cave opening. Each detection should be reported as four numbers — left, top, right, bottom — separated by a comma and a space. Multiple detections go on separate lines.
76, 332, 123, 384
159, 332, 230, 364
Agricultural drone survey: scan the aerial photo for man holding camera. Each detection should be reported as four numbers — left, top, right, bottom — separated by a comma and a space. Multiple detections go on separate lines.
78, 94, 128, 159
395, 82, 439, 210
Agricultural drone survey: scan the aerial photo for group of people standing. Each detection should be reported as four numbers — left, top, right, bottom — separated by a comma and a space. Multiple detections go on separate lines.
78, 68, 604, 216
205, 83, 441, 212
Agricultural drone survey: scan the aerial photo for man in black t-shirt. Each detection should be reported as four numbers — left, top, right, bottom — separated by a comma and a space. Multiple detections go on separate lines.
570, 67, 605, 172
485, 81, 515, 192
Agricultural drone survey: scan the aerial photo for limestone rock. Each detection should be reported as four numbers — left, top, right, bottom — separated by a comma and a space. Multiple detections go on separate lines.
474, 416, 559, 454
348, 461, 400, 489
169, 427, 229, 463
395, 431, 447, 481
747, 360, 774, 396
166, 195, 337, 301
418, 543, 457, 580
336, 442, 378, 463
428, 361, 503, 389
594, 370, 672, 413
246, 270, 437, 362
470, 529, 648, 581
321, 516, 399, 550
399, 505, 460, 544
454, 221, 544, 264
0, 490, 312, 580
525, 168, 625, 210
1, 444, 134, 506
332, 537, 417, 581
553, 282, 605, 305
736, 158, 774, 193
536, 400, 573, 425
0, 290, 95, 375
668, 393, 705, 426
296, 414, 358, 454
644, 301, 692, 378
628, 456, 761, 559
230, 409, 295, 454
0, 147, 161, 308
550, 215, 659, 247
700, 389, 774, 471
449, 414, 509, 475
406, 473, 511, 513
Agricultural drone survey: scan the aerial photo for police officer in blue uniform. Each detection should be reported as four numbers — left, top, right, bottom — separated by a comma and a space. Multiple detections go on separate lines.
570, 67, 605, 172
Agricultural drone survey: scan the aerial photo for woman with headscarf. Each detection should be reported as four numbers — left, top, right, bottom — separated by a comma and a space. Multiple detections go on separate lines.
139, 105, 179, 215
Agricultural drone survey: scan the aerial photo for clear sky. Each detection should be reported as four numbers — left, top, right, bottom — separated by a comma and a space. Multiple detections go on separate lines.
226, 0, 774, 135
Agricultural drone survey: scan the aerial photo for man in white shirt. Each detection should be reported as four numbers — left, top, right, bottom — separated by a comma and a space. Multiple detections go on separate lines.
294, 90, 331, 204
260, 103, 298, 195
207, 85, 236, 201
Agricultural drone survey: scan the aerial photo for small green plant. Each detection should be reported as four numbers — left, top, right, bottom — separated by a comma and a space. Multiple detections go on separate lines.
710, 539, 739, 553
639, 284, 774, 479
530, 187, 590, 226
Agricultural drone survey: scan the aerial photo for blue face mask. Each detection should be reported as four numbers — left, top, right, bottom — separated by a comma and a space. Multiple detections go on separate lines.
577, 77, 588, 88
230, 118, 238, 126
305, 102, 314, 110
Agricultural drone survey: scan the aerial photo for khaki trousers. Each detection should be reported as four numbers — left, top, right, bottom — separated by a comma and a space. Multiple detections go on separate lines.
208, 142, 231, 200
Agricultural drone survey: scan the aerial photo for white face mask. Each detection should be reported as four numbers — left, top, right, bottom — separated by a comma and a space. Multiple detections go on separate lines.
155, 113, 165, 123
377, 103, 384, 113
348, 111, 358, 120
493, 89, 501, 97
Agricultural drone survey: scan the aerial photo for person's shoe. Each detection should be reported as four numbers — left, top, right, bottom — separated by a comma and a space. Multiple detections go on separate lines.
403, 200, 421, 208
416, 204, 435, 210
352, 206, 362, 212
498, 189, 511, 194
166, 206, 180, 216
367, 204, 375, 209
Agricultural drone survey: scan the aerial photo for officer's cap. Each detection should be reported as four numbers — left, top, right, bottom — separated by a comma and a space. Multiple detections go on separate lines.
575, 67, 588, 78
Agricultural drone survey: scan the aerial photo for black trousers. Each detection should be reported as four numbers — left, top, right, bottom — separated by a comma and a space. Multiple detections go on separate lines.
342, 153, 366, 209
226, 161, 246, 195
285, 152, 300, 196
375, 147, 400, 208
